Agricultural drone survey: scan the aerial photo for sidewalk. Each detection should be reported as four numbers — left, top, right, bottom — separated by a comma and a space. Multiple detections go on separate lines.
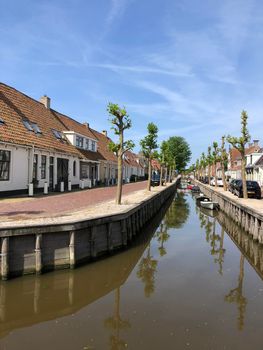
200, 183, 263, 215
0, 181, 159, 227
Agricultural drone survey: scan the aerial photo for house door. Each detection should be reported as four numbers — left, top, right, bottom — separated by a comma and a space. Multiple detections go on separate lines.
57, 158, 69, 190
49, 156, 54, 191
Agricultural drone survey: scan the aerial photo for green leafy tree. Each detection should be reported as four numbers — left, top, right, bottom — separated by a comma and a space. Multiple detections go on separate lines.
212, 141, 220, 187
140, 123, 158, 191
227, 110, 250, 199
195, 159, 200, 180
108, 103, 135, 204
200, 152, 207, 181
166, 136, 191, 173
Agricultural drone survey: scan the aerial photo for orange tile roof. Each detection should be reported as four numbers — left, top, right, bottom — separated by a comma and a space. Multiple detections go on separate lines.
0, 82, 81, 157
124, 151, 143, 168
89, 129, 117, 163
56, 112, 97, 140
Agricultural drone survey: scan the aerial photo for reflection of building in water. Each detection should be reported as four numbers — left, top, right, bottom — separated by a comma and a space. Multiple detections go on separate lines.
104, 287, 130, 350
225, 254, 247, 331
0, 196, 174, 340
217, 211, 263, 280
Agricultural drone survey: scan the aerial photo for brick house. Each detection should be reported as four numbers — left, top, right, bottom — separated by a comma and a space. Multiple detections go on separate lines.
0, 83, 84, 195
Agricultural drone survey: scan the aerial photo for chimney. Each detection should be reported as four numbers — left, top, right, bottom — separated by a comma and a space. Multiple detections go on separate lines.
253, 139, 259, 146
102, 130, 107, 137
40, 95, 50, 109
83, 122, 89, 128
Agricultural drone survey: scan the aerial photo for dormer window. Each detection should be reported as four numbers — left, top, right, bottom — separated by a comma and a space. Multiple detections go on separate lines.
85, 139, 89, 150
31, 122, 42, 134
91, 140, 95, 151
22, 119, 33, 131
0, 118, 5, 126
52, 129, 62, 139
76, 136, 84, 148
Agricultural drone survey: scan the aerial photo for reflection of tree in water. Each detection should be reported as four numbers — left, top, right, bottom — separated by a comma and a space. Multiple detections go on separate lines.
165, 192, 190, 229
137, 244, 158, 298
225, 254, 247, 331
104, 287, 131, 350
198, 212, 225, 274
210, 219, 221, 258
214, 227, 226, 275
155, 221, 170, 257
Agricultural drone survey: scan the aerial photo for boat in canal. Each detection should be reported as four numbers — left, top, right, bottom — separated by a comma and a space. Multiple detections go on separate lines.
200, 198, 219, 210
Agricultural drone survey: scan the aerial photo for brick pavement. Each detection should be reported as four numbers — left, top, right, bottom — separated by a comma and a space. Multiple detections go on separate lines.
0, 181, 147, 218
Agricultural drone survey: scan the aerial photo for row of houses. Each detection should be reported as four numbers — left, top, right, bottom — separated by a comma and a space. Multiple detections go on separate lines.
0, 82, 147, 196
212, 140, 263, 186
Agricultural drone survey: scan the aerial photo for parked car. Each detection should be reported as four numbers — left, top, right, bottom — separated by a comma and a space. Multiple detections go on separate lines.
234, 180, 261, 199
151, 174, 164, 186
228, 179, 239, 193
210, 177, 223, 187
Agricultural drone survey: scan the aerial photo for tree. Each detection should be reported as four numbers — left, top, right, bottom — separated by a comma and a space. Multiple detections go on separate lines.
159, 141, 168, 186
200, 152, 207, 181
195, 159, 200, 180
166, 136, 191, 173
227, 110, 250, 199
108, 103, 135, 204
140, 123, 158, 191
212, 141, 220, 187
207, 146, 213, 185
220, 136, 228, 191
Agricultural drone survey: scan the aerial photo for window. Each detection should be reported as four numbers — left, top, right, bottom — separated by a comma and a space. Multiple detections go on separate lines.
85, 139, 89, 150
80, 162, 89, 179
33, 154, 38, 181
73, 160, 76, 177
91, 141, 95, 151
0, 150, 10, 181
31, 123, 42, 134
0, 118, 5, 126
52, 129, 62, 139
76, 136, 84, 148
41, 155, 47, 179
22, 119, 33, 131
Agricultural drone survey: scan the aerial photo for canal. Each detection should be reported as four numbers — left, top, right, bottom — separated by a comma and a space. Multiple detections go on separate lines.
0, 190, 263, 349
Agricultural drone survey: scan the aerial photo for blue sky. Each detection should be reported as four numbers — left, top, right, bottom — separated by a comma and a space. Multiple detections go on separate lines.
1, 0, 263, 164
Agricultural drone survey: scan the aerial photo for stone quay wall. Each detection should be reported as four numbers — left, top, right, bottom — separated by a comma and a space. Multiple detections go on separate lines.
194, 180, 263, 244
0, 182, 178, 280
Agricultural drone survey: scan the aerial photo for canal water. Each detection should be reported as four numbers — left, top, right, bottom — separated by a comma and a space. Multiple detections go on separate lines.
0, 191, 263, 350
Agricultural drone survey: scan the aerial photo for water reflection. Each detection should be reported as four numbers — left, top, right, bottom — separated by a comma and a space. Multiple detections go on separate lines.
165, 192, 190, 229
0, 196, 173, 340
196, 203, 262, 332
225, 254, 247, 331
104, 287, 130, 350
156, 221, 170, 257
137, 244, 158, 298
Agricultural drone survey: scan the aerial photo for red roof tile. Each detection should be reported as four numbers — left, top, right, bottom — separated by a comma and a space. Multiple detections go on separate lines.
0, 82, 81, 157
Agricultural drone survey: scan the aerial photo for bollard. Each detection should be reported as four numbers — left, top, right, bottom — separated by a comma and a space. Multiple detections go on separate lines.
28, 183, 34, 197
60, 181, 64, 192
68, 180, 72, 191
44, 182, 48, 195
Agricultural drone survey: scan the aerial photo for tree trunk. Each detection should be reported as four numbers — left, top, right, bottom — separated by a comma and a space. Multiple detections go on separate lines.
147, 159, 152, 191
214, 162, 218, 187
116, 152, 123, 204
241, 155, 248, 199
221, 160, 227, 191
168, 167, 172, 183
208, 164, 211, 185
159, 165, 163, 186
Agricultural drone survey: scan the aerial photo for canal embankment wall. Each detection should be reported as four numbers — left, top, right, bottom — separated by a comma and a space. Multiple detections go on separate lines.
0, 181, 178, 280
194, 180, 263, 244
